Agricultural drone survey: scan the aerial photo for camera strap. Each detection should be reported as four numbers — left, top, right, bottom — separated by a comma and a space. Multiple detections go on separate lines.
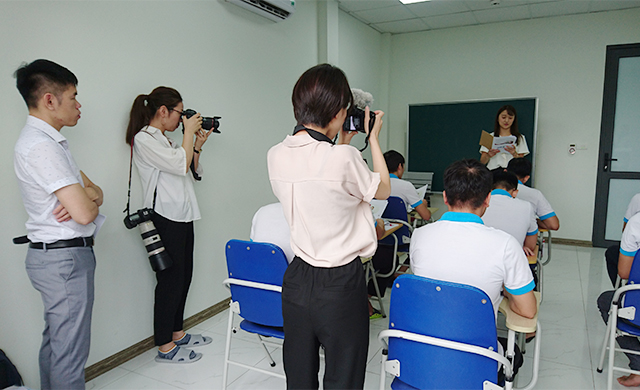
124, 141, 157, 218
293, 125, 334, 145
293, 124, 370, 153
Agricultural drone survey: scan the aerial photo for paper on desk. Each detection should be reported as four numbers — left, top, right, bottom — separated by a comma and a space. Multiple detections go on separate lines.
416, 184, 429, 200
370, 199, 388, 220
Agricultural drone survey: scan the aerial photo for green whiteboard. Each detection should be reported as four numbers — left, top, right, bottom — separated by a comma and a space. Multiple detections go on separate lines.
407, 98, 537, 192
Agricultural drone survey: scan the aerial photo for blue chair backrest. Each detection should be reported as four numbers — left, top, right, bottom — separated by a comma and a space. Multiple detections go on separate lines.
225, 239, 289, 327
621, 251, 640, 328
379, 196, 411, 249
387, 275, 499, 389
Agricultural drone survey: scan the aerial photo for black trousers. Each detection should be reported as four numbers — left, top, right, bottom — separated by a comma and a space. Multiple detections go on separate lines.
606, 244, 621, 288
282, 257, 369, 390
152, 214, 194, 346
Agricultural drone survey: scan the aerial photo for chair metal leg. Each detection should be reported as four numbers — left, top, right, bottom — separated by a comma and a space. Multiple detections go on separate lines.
256, 334, 276, 367
518, 321, 541, 390
597, 313, 613, 373
365, 261, 387, 318
608, 312, 619, 390
222, 303, 236, 389
379, 346, 388, 390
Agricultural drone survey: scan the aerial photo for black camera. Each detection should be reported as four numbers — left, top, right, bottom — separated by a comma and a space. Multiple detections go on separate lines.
342, 107, 376, 133
123, 208, 172, 272
183, 109, 221, 133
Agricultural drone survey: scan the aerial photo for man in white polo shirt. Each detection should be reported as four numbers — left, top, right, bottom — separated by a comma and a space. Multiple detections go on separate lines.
411, 159, 536, 381
13, 59, 103, 390
384, 150, 431, 221
604, 193, 640, 287
506, 158, 559, 231
598, 212, 640, 387
250, 202, 294, 263
482, 170, 538, 255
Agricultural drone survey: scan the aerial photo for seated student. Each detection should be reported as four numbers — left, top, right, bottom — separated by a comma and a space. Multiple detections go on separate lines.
506, 158, 559, 231
598, 212, 640, 387
250, 202, 295, 263
605, 193, 640, 287
482, 170, 538, 256
384, 150, 431, 221
410, 159, 536, 381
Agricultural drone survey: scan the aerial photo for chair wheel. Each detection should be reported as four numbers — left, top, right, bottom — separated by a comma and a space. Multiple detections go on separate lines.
270, 362, 276, 367
597, 368, 603, 373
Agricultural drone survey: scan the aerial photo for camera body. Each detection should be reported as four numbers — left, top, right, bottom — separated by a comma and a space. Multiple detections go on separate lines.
123, 208, 172, 272
183, 109, 221, 133
343, 107, 375, 133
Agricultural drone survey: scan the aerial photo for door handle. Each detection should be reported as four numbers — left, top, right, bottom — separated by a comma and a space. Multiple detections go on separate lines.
604, 152, 618, 172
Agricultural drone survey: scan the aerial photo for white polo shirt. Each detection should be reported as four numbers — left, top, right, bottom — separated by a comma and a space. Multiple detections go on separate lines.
14, 116, 96, 243
267, 133, 380, 268
482, 189, 538, 245
516, 181, 557, 221
621, 213, 640, 257
390, 174, 423, 211
625, 193, 640, 223
479, 133, 529, 170
250, 202, 294, 263
410, 211, 535, 319
133, 126, 201, 222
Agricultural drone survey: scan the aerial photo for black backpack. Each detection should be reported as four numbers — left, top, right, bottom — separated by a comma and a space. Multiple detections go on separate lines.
0, 349, 23, 389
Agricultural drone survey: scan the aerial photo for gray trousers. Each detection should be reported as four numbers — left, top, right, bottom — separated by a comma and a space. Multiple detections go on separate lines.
26, 246, 96, 390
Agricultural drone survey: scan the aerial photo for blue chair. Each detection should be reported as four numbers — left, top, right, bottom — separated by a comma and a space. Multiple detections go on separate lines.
378, 196, 414, 277
597, 251, 640, 390
222, 239, 289, 389
378, 275, 517, 390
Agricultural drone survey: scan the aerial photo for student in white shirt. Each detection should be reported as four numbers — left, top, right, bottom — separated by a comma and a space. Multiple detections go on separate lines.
125, 87, 214, 364
268, 64, 390, 389
604, 193, 640, 287
482, 170, 538, 256
250, 202, 294, 263
383, 150, 431, 220
506, 158, 559, 231
411, 159, 536, 383
598, 213, 640, 387
480, 105, 529, 170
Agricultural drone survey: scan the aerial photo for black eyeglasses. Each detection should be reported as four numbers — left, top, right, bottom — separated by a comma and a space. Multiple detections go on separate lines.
172, 109, 185, 116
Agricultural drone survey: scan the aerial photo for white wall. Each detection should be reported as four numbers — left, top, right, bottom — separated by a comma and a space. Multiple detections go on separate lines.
0, 0, 327, 387
387, 9, 640, 241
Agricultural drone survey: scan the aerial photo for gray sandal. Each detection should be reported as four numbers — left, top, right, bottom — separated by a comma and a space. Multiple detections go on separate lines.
155, 346, 202, 364
174, 333, 212, 348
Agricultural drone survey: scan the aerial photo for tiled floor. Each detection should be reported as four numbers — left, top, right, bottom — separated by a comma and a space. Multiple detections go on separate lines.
87, 244, 630, 389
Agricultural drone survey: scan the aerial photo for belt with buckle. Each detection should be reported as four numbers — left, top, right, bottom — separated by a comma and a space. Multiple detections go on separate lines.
28, 236, 94, 250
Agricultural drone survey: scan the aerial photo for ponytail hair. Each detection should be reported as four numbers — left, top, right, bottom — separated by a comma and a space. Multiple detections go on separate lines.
125, 86, 182, 145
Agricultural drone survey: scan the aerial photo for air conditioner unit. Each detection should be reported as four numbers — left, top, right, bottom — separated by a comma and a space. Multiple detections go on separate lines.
226, 0, 295, 22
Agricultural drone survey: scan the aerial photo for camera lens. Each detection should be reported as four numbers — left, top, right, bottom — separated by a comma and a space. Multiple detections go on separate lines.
139, 221, 172, 272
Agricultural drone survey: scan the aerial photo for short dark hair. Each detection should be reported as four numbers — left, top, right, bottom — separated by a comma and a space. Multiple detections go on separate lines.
443, 159, 492, 209
506, 158, 532, 179
14, 59, 78, 109
492, 170, 519, 191
384, 150, 405, 173
292, 64, 353, 129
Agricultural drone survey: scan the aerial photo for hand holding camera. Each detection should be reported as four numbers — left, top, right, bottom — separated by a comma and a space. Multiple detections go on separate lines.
365, 107, 385, 141
182, 111, 202, 136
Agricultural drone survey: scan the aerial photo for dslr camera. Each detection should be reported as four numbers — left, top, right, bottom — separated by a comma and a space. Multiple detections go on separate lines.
183, 109, 221, 133
343, 106, 376, 133
123, 208, 172, 272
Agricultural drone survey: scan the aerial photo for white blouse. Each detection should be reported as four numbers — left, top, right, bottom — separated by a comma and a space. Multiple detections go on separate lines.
479, 133, 529, 170
133, 126, 202, 222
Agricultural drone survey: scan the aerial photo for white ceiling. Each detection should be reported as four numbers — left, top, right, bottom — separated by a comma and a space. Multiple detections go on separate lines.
337, 0, 640, 34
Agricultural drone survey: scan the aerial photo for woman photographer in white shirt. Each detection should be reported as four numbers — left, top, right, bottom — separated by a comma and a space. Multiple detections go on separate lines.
125, 86, 213, 364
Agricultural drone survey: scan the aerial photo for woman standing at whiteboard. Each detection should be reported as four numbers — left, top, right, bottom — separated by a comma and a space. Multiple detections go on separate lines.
480, 105, 529, 170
